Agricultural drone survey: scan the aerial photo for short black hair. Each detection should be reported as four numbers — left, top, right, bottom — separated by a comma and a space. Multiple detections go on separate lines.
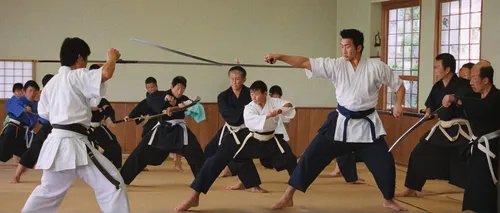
89, 64, 101, 70
42, 74, 54, 87
60, 37, 91, 67
269, 85, 283, 96
228, 66, 247, 78
172, 76, 187, 88
435, 53, 456, 74
12, 83, 23, 92
340, 29, 364, 52
23, 80, 40, 91
462, 62, 475, 70
145, 77, 157, 85
479, 66, 494, 84
249, 80, 267, 94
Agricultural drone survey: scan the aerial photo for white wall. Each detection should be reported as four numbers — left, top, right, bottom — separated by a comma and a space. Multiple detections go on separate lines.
0, 0, 338, 107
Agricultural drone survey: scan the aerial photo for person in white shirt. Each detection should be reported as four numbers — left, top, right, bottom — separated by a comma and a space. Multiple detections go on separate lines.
21, 37, 130, 213
175, 80, 297, 211
264, 29, 407, 211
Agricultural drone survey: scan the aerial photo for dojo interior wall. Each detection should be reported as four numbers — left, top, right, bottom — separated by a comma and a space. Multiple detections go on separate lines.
0, 0, 338, 107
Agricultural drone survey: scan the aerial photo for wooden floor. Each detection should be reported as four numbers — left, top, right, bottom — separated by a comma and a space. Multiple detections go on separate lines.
0, 157, 467, 213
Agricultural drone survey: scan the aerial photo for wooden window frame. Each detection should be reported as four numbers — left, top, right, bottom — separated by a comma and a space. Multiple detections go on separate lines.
0, 59, 37, 100
379, 0, 421, 113
433, 0, 483, 82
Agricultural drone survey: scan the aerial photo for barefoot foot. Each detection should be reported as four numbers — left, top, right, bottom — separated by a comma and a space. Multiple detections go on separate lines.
251, 186, 268, 193
143, 167, 149, 171
226, 182, 245, 190
9, 176, 20, 183
175, 196, 199, 211
395, 189, 417, 197
348, 177, 365, 184
218, 167, 231, 177
329, 169, 342, 177
272, 196, 294, 210
383, 199, 408, 211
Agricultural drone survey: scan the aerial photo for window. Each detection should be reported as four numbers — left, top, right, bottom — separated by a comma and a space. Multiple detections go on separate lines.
382, 0, 421, 112
0, 60, 34, 99
437, 0, 482, 74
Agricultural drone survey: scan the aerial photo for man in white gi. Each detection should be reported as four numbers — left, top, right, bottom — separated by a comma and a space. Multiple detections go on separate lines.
265, 29, 407, 211
21, 37, 130, 213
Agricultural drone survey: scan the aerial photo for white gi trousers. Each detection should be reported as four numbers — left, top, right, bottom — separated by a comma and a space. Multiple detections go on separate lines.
21, 129, 130, 213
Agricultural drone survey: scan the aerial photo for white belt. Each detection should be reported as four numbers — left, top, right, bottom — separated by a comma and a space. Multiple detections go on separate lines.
233, 132, 285, 159
218, 123, 246, 146
148, 119, 188, 146
90, 122, 113, 140
425, 119, 472, 141
471, 129, 500, 185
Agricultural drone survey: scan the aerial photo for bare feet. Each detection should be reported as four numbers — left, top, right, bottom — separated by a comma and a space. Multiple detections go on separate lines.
272, 195, 294, 210
143, 167, 149, 171
383, 199, 408, 211
347, 177, 365, 184
395, 188, 417, 197
226, 181, 245, 190
9, 175, 20, 183
175, 192, 200, 211
218, 166, 231, 177
251, 186, 269, 193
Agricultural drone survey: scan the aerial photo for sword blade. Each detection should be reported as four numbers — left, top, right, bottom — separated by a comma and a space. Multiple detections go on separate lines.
130, 38, 221, 65
388, 106, 444, 152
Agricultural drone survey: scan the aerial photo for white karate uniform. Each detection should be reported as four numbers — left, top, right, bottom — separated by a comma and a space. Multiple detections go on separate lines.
275, 115, 290, 141
22, 66, 130, 213
305, 57, 402, 143
244, 97, 296, 132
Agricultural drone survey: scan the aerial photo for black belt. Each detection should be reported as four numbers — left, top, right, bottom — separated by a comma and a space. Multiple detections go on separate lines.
52, 124, 120, 190
337, 105, 376, 142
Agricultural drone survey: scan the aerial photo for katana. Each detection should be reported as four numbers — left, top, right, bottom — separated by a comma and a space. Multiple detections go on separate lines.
114, 96, 201, 124
388, 106, 444, 152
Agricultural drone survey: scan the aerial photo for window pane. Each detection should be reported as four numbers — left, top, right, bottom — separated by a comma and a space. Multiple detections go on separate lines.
0, 78, 4, 83
460, 14, 470, 28
461, 0, 471, 13
450, 15, 459, 29
404, 80, 411, 93
470, 44, 480, 59
460, 45, 469, 59
441, 31, 449, 45
388, 59, 396, 68
450, 30, 459, 44
0, 62, 4, 69
396, 46, 403, 58
0, 69, 4, 75
471, 28, 480, 43
23, 69, 31, 76
460, 29, 470, 44
23, 77, 31, 83
6, 69, 13, 76
389, 9, 397, 21
404, 59, 411, 71
412, 33, 419, 45
396, 59, 403, 70
441, 45, 449, 53
397, 34, 404, 45
388, 46, 396, 58
442, 2, 450, 15
412, 20, 420, 32
5, 62, 14, 69
405, 20, 412, 33
23, 62, 32, 69
450, 1, 459, 14
412, 59, 419, 76
405, 34, 412, 45
412, 45, 419, 58
4, 84, 10, 91
389, 34, 396, 45
14, 62, 23, 69
405, 8, 412, 20
398, 8, 405, 20
404, 46, 412, 58
405, 95, 411, 108
14, 70, 23, 76
411, 94, 418, 108
471, 13, 481, 28
397, 21, 405, 32
413, 6, 420, 19
450, 45, 459, 58
442, 16, 450, 30
15, 77, 23, 83
6, 76, 13, 84
389, 21, 397, 34
471, 0, 481, 12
